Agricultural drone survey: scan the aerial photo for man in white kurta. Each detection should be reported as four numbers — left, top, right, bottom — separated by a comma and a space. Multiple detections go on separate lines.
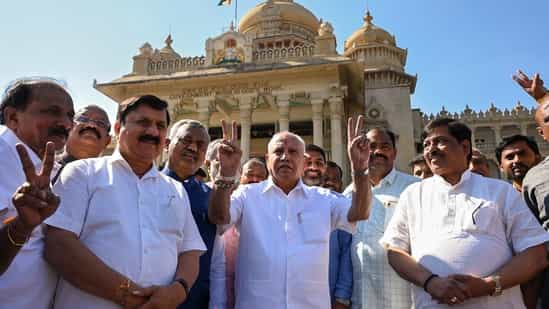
381, 118, 549, 309
207, 117, 372, 309
0, 79, 74, 309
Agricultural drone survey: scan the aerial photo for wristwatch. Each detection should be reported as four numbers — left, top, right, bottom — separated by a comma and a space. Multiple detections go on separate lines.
335, 298, 351, 306
490, 275, 502, 296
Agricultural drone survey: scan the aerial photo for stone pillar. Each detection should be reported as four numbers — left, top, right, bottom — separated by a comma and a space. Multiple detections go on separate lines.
239, 96, 254, 162
277, 94, 290, 132
311, 98, 324, 147
329, 97, 344, 170
470, 125, 477, 148
493, 125, 502, 145
195, 98, 212, 129
520, 123, 528, 136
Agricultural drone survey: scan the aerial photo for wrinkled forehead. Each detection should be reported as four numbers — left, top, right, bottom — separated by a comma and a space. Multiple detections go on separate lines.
268, 134, 305, 153
77, 107, 109, 121
174, 123, 209, 141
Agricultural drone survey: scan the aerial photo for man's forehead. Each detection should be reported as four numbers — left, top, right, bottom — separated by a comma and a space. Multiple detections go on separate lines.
79, 108, 109, 120
176, 124, 208, 139
502, 141, 531, 154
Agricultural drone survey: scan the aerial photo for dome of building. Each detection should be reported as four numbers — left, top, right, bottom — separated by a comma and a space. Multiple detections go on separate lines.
344, 11, 395, 51
238, 0, 319, 35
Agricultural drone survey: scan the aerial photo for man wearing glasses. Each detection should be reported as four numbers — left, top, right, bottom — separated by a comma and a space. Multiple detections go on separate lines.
53, 105, 111, 183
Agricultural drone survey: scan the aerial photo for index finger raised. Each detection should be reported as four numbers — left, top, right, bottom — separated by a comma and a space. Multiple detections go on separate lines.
16, 143, 37, 183
39, 142, 55, 178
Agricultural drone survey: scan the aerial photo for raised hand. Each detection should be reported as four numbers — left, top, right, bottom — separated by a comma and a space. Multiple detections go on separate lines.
513, 69, 547, 101
347, 115, 370, 174
11, 142, 60, 231
217, 120, 242, 178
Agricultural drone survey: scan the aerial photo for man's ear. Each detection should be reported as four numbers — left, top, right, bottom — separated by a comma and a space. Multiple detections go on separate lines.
114, 121, 121, 137
537, 126, 546, 141
165, 138, 171, 152
104, 135, 112, 148
462, 139, 472, 159
3, 106, 19, 131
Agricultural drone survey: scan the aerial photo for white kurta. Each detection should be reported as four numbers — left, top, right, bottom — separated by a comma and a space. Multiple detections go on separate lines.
0, 125, 58, 309
381, 170, 549, 309
223, 178, 356, 309
46, 150, 206, 309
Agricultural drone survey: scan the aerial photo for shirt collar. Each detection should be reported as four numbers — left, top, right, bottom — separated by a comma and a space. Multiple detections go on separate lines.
109, 148, 160, 180
0, 125, 42, 169
262, 176, 309, 198
162, 167, 195, 184
432, 169, 472, 189
378, 168, 397, 187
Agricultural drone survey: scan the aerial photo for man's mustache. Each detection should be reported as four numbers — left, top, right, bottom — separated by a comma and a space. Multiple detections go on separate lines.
369, 153, 389, 161
48, 127, 69, 139
79, 126, 101, 139
138, 134, 160, 145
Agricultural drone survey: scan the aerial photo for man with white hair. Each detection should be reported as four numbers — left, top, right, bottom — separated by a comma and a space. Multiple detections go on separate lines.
163, 119, 227, 309
208, 117, 372, 308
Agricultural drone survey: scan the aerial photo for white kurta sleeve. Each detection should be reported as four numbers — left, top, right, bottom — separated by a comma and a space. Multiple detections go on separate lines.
209, 235, 227, 309
330, 192, 356, 234
219, 186, 246, 233
503, 188, 549, 253
46, 161, 90, 235
380, 186, 412, 252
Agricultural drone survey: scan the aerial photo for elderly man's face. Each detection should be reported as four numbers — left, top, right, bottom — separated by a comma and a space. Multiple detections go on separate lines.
267, 134, 304, 185
65, 107, 111, 159
5, 85, 74, 156
240, 162, 268, 184
423, 126, 469, 178
322, 166, 343, 193
115, 104, 168, 165
500, 140, 540, 183
303, 150, 326, 186
168, 124, 209, 178
412, 161, 433, 179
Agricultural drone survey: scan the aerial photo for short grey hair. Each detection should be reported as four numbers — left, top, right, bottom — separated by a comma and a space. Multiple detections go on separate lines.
206, 139, 223, 162
267, 131, 306, 153
169, 119, 209, 141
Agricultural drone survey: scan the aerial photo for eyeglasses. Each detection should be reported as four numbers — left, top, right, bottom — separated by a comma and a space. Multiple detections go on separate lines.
74, 114, 110, 130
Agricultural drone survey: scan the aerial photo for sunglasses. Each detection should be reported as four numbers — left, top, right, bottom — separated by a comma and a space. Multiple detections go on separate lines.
74, 114, 110, 131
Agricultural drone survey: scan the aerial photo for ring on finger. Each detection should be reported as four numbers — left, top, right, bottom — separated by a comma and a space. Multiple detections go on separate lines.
450, 296, 458, 304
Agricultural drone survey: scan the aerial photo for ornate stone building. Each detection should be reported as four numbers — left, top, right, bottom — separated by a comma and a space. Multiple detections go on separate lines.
95, 0, 543, 181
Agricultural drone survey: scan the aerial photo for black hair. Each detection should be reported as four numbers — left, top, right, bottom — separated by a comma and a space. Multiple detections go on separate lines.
117, 95, 170, 125
369, 127, 397, 148
326, 160, 343, 180
495, 134, 541, 164
305, 144, 327, 163
409, 154, 427, 167
0, 78, 71, 124
422, 118, 472, 161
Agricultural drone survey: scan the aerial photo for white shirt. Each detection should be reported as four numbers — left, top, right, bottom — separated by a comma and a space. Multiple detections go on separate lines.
46, 150, 206, 309
0, 125, 58, 309
344, 169, 418, 309
209, 235, 227, 309
380, 170, 549, 309
223, 177, 355, 309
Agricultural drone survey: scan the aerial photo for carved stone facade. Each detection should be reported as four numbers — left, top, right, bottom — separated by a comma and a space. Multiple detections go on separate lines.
95, 0, 535, 182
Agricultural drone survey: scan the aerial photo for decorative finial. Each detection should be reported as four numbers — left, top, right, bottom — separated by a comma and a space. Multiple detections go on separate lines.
364, 10, 373, 25
229, 20, 235, 31
165, 34, 173, 47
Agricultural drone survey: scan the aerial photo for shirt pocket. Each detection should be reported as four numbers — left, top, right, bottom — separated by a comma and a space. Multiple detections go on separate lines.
299, 211, 330, 244
460, 199, 501, 236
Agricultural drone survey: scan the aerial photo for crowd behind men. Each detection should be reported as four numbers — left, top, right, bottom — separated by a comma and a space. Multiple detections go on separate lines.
0, 70, 549, 309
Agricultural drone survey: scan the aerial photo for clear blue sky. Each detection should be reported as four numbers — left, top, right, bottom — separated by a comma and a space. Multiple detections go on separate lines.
1, 0, 548, 122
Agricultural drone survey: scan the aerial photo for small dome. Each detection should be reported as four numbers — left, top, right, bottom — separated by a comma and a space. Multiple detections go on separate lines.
159, 34, 181, 58
344, 11, 395, 51
238, 0, 319, 35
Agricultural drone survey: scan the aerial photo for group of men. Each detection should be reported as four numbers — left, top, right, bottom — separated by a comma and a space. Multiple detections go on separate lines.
1, 69, 549, 309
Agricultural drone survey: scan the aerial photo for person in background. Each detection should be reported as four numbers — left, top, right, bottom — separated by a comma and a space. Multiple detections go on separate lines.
469, 148, 491, 177
240, 158, 268, 185
321, 160, 353, 309
344, 127, 419, 309
53, 104, 111, 183
495, 135, 541, 193
409, 154, 433, 179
